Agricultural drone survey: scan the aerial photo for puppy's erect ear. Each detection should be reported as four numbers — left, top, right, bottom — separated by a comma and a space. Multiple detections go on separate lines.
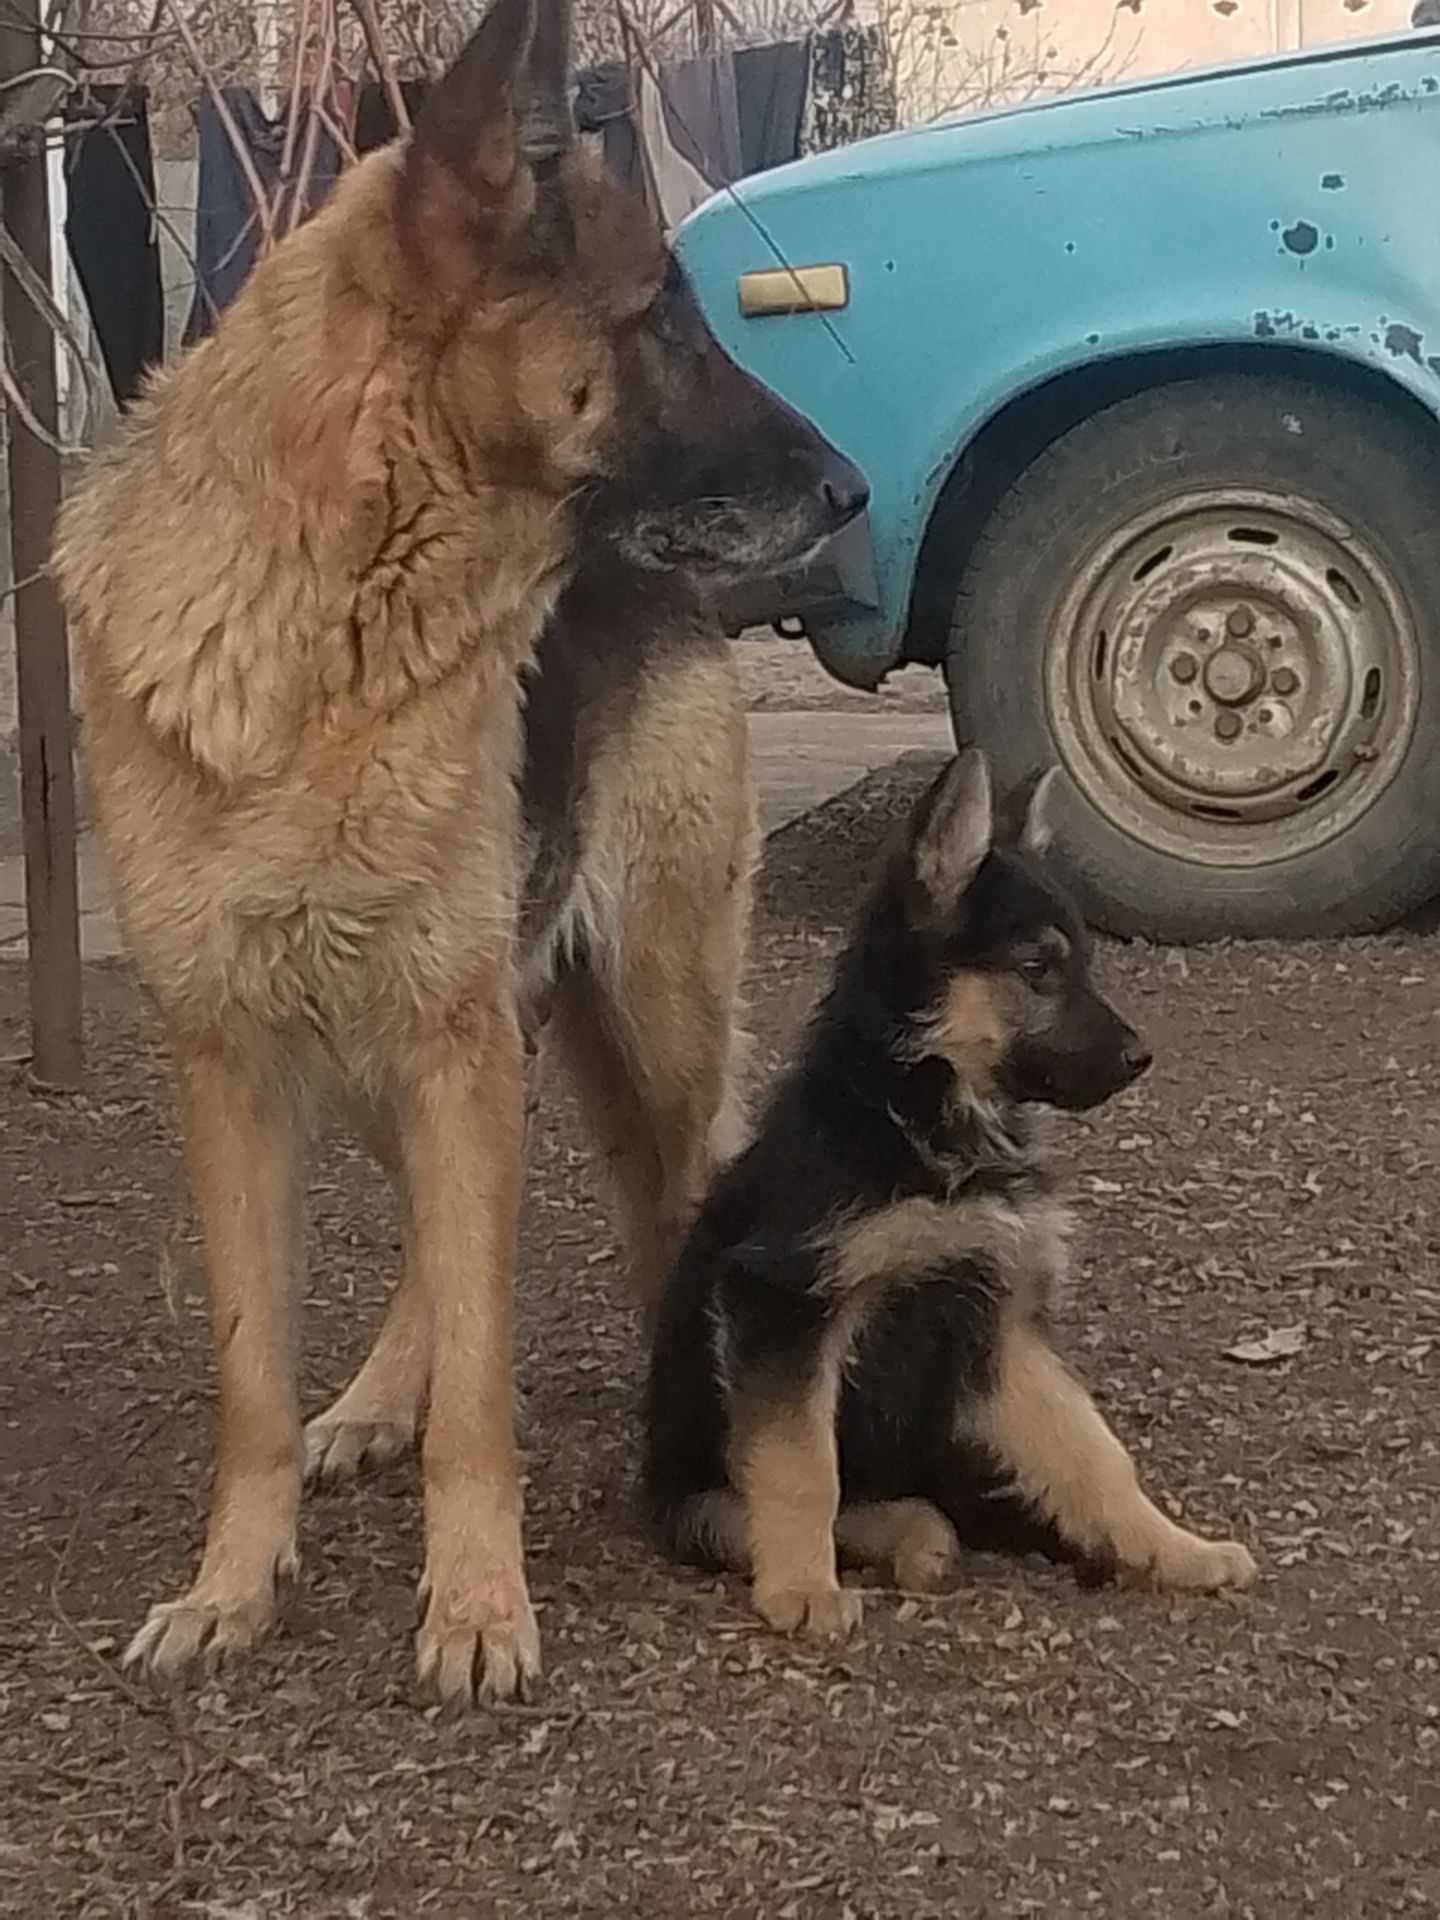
397, 0, 574, 296
998, 766, 1060, 855
910, 749, 993, 912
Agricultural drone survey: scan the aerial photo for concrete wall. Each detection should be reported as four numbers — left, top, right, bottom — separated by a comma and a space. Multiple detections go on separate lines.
893, 0, 1416, 126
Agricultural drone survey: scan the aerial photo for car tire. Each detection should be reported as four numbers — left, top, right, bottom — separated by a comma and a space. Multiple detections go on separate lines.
944, 374, 1440, 941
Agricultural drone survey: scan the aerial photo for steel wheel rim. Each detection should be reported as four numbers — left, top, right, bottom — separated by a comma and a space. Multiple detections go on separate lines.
1044, 487, 1422, 870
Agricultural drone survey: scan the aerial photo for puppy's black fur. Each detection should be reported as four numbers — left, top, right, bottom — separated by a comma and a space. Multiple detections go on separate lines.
643, 750, 1201, 1628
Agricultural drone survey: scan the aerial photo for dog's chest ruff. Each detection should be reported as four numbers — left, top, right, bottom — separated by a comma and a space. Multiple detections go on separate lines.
828, 1189, 1073, 1322
84, 627, 538, 1061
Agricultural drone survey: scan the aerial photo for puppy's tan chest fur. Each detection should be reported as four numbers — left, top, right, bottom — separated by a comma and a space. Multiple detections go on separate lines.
828, 1191, 1073, 1324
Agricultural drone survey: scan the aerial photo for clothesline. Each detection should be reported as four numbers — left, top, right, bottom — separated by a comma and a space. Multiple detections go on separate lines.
59, 22, 895, 409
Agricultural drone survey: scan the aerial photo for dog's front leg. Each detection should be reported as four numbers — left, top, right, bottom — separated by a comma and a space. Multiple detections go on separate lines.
127, 1040, 304, 1677
731, 1355, 862, 1640
305, 1042, 549, 1483
398, 999, 539, 1706
974, 1319, 1257, 1593
304, 1100, 428, 1481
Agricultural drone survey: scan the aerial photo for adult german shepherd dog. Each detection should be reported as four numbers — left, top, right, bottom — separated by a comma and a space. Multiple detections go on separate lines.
644, 752, 1256, 1636
54, 0, 866, 1705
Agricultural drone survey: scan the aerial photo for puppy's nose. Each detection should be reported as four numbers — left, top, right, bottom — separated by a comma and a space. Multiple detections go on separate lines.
820, 463, 869, 525
1121, 1031, 1153, 1078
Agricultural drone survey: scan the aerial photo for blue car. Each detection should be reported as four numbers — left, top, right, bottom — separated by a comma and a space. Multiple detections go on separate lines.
680, 28, 1440, 941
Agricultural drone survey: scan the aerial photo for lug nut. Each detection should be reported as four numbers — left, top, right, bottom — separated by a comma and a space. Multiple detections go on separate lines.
1272, 666, 1300, 695
1215, 711, 1243, 742
1171, 652, 1198, 684
1227, 606, 1255, 638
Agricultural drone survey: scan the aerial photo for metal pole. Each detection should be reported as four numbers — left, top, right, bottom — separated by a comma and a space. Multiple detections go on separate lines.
1, 0, 83, 1088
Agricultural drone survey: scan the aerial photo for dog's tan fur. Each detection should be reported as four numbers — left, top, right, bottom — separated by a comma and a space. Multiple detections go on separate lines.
710, 1192, 1067, 1629
682, 1190, 1252, 1622
540, 643, 756, 1298
730, 1360, 862, 1639
834, 1500, 960, 1592
305, 635, 757, 1476
925, 972, 1014, 1095
829, 1191, 1070, 1319
965, 1310, 1256, 1592
52, 0, 790, 1705
765, 1180, 1250, 1618
60, 152, 556, 1703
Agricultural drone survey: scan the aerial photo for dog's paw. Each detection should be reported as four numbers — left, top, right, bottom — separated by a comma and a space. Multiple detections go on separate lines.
416, 1574, 541, 1707
303, 1412, 414, 1483
1127, 1531, 1258, 1595
754, 1582, 863, 1639
123, 1549, 298, 1679
892, 1509, 960, 1594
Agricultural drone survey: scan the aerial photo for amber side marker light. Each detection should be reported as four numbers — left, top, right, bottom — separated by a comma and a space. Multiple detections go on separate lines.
737, 263, 849, 317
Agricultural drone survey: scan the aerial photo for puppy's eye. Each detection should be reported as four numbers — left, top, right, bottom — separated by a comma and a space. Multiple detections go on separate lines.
1017, 952, 1053, 987
569, 380, 591, 416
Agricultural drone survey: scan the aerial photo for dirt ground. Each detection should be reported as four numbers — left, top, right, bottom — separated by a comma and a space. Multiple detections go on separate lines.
736, 639, 945, 714
3, 739, 1440, 1918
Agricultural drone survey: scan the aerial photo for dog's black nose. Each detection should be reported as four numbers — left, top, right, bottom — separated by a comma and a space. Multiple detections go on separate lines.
821, 465, 869, 525
1121, 1032, 1153, 1078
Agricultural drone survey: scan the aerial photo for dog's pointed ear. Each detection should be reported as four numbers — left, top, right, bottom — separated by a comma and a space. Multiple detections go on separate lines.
1000, 766, 1060, 854
910, 749, 994, 912
410, 0, 534, 189
398, 0, 570, 295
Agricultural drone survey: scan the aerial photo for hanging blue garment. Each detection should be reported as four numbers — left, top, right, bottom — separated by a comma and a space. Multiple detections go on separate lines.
733, 40, 809, 175
183, 87, 342, 345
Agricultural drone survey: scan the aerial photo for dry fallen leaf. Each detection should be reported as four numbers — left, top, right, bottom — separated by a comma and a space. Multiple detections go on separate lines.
1224, 1324, 1308, 1365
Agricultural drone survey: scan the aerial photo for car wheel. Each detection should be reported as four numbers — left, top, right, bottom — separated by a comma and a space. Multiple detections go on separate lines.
944, 374, 1440, 940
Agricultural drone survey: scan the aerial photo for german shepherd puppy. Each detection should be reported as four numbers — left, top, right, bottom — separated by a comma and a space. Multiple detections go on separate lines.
644, 752, 1257, 1636
54, 0, 866, 1706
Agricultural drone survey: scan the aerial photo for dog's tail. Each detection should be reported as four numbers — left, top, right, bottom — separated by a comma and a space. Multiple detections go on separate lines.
640, 1374, 739, 1569
642, 1229, 740, 1568
647, 1487, 747, 1572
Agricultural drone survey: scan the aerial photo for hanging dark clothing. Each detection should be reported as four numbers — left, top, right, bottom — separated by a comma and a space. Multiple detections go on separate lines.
353, 78, 432, 154
576, 54, 745, 226
575, 63, 644, 197
64, 85, 164, 407
733, 40, 809, 175
182, 88, 343, 346
661, 54, 743, 188
575, 42, 812, 208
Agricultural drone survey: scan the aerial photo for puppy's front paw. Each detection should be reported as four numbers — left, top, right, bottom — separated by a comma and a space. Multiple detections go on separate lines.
1125, 1529, 1257, 1594
754, 1582, 863, 1638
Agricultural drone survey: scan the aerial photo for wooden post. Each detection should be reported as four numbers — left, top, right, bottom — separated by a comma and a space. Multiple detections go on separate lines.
1, 0, 83, 1088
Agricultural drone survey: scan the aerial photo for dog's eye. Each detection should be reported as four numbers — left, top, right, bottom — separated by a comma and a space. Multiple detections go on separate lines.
1017, 952, 1053, 987
569, 380, 591, 416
